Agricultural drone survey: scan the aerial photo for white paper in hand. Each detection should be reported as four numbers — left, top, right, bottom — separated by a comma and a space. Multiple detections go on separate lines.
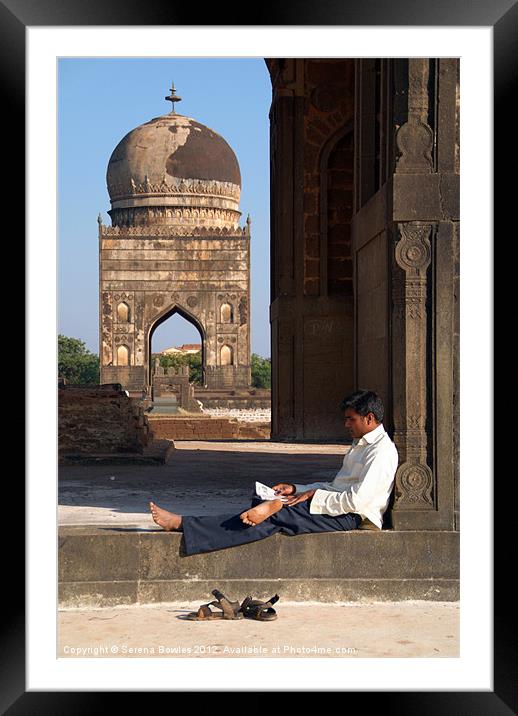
255, 481, 288, 502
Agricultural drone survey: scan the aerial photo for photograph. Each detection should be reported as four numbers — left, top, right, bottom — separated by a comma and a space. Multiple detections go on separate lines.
16, 14, 503, 708
56, 54, 461, 658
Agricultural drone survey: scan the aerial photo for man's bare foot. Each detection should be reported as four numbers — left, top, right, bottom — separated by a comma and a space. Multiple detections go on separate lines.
149, 501, 182, 531
240, 499, 284, 527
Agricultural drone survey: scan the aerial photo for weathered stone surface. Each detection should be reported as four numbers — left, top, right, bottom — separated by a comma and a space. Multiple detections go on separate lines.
58, 384, 153, 462
147, 416, 270, 441
58, 525, 459, 606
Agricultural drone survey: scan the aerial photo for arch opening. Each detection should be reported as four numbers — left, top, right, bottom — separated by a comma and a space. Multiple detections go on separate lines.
148, 305, 206, 389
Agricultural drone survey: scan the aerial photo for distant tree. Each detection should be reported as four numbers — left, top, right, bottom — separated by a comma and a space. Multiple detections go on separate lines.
155, 351, 203, 385
251, 353, 271, 389
58, 335, 99, 384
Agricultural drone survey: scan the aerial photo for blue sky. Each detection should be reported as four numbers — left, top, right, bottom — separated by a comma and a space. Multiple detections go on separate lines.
58, 57, 272, 357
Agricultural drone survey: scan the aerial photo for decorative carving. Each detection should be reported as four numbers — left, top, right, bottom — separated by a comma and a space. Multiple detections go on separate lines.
391, 222, 434, 514
407, 414, 425, 431
187, 295, 198, 308
395, 119, 434, 173
153, 296, 164, 307
110, 176, 241, 201
101, 225, 248, 238
394, 461, 434, 507
395, 224, 431, 275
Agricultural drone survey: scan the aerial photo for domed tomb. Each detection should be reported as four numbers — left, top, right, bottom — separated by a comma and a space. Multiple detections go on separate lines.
99, 85, 252, 397
106, 98, 241, 230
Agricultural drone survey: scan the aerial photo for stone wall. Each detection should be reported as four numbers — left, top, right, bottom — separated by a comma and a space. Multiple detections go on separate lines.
148, 416, 270, 441
59, 384, 153, 461
202, 408, 271, 422
194, 387, 271, 411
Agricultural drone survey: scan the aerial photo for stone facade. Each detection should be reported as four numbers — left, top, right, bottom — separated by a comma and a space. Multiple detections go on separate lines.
99, 104, 251, 396
266, 58, 460, 532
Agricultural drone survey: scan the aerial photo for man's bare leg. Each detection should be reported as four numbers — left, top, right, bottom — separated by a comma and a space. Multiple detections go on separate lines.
149, 501, 182, 531
240, 499, 284, 526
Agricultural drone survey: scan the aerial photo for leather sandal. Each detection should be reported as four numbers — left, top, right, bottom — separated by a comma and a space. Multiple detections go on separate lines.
239, 594, 279, 621
186, 589, 245, 620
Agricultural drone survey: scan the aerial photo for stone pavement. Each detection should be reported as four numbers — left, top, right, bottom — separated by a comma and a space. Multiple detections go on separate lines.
58, 600, 459, 658
59, 440, 350, 526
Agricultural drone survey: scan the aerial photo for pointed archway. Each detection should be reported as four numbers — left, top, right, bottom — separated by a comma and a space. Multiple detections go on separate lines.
148, 304, 206, 389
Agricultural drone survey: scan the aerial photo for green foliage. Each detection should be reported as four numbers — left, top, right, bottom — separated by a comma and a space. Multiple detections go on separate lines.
251, 353, 271, 389
156, 351, 203, 385
58, 335, 100, 384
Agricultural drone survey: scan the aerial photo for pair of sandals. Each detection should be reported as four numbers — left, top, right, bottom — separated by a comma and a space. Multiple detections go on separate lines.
186, 589, 279, 621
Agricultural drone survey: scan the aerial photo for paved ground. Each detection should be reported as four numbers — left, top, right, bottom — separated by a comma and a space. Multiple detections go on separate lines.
58, 600, 459, 658
59, 440, 350, 526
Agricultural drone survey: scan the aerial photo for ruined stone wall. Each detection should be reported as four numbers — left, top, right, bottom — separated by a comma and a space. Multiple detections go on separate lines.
58, 384, 152, 460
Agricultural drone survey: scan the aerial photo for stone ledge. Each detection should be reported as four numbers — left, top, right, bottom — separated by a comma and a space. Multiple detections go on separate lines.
60, 439, 175, 465
59, 526, 459, 606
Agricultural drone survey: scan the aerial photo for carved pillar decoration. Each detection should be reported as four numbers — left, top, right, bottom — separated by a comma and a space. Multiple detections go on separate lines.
395, 59, 434, 174
392, 222, 434, 511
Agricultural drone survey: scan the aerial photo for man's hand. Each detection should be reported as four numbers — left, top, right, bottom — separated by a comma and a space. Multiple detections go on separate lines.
272, 483, 296, 496
284, 489, 316, 506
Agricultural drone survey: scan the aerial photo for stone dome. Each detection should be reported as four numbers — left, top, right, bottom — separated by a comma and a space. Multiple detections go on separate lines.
106, 110, 242, 230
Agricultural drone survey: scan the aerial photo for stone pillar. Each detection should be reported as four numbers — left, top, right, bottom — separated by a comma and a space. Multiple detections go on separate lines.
269, 59, 304, 439
392, 222, 434, 513
389, 58, 459, 531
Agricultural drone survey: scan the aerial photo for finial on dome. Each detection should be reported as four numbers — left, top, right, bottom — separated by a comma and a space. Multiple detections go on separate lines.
246, 214, 251, 226
165, 81, 182, 114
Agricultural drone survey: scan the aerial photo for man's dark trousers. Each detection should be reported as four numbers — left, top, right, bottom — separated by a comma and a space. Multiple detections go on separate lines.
180, 492, 362, 556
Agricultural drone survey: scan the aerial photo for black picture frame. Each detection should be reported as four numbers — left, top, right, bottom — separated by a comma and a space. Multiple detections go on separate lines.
10, 0, 506, 709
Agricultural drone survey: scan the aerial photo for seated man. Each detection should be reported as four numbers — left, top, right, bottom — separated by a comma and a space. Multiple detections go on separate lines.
149, 389, 398, 556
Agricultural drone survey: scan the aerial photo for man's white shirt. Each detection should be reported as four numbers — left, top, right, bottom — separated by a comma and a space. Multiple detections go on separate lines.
292, 423, 398, 530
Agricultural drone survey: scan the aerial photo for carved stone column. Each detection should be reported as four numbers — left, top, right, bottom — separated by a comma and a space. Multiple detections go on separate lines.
391, 222, 434, 522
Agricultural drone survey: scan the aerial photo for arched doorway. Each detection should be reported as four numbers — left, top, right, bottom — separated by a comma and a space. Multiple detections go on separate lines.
148, 305, 206, 392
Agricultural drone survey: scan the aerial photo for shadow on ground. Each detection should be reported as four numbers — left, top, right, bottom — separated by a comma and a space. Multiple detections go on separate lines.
59, 441, 350, 523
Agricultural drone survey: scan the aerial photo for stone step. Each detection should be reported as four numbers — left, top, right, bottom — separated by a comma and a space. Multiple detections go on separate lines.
58, 526, 459, 607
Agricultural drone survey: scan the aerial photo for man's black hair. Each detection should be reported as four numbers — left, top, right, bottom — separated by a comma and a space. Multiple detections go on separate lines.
340, 390, 384, 422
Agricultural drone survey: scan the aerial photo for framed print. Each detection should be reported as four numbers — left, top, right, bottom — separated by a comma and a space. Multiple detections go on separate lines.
9, 0, 509, 708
